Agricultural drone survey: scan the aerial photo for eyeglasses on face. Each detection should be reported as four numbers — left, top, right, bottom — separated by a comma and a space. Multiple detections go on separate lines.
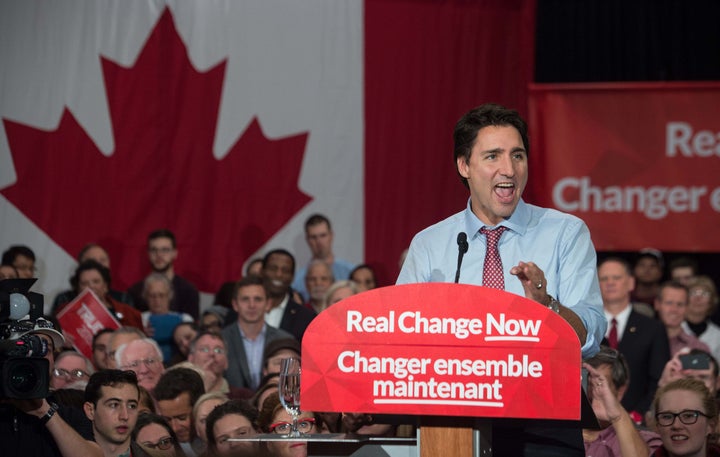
53, 368, 90, 380
142, 436, 174, 450
120, 358, 159, 370
269, 418, 316, 434
195, 346, 226, 355
690, 289, 711, 298
655, 409, 711, 426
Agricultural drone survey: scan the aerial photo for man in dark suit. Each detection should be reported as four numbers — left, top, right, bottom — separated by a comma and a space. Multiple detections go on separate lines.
221, 276, 293, 390
261, 249, 317, 342
598, 257, 670, 417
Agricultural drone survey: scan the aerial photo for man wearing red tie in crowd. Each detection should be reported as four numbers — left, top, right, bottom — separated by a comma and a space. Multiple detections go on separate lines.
397, 103, 606, 456
598, 257, 670, 420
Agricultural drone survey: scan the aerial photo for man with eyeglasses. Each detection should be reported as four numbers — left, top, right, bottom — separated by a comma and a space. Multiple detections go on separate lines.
187, 331, 230, 393
127, 229, 200, 319
154, 367, 206, 457
52, 350, 95, 390
116, 338, 165, 392
83, 370, 140, 457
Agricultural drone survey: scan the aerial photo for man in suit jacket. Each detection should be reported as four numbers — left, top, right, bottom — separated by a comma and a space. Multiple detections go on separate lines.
222, 276, 293, 390
261, 249, 317, 342
599, 257, 670, 416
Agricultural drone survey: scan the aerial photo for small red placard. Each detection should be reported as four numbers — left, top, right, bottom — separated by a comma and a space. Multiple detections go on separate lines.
301, 283, 581, 420
56, 288, 121, 359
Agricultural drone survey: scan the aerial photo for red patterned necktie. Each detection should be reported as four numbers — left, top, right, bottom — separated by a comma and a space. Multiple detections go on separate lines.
608, 318, 618, 349
480, 226, 507, 290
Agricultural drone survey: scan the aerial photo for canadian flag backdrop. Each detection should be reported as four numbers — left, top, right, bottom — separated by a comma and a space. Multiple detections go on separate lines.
0, 0, 535, 311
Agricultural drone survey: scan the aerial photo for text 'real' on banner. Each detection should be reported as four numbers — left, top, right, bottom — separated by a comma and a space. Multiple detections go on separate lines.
528, 82, 720, 253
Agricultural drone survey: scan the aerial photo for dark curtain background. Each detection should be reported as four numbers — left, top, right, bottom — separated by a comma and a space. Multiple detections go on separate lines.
535, 0, 720, 279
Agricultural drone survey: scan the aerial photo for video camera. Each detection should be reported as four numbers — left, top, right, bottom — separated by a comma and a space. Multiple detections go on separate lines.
0, 278, 51, 399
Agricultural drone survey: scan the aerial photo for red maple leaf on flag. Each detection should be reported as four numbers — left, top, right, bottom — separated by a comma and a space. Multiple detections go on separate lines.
1, 8, 312, 292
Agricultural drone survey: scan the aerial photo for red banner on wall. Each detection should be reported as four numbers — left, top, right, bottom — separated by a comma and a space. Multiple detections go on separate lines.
301, 283, 581, 420
528, 82, 720, 252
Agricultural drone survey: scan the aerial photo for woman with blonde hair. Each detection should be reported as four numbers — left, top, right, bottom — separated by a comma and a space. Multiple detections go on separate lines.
652, 378, 719, 456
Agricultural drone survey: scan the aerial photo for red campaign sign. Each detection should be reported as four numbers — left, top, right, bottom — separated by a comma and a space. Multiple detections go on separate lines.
56, 288, 121, 359
528, 82, 720, 252
301, 283, 581, 420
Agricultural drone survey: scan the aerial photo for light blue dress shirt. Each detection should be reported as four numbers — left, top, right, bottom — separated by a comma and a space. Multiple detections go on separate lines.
240, 323, 267, 390
397, 198, 606, 358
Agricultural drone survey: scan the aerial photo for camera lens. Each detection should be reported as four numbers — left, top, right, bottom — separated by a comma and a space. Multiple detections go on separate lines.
8, 359, 39, 394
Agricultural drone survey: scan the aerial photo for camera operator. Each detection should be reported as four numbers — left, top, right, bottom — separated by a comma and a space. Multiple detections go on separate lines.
0, 317, 103, 457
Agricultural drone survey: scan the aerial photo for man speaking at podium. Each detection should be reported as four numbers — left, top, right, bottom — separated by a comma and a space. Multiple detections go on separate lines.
397, 103, 606, 456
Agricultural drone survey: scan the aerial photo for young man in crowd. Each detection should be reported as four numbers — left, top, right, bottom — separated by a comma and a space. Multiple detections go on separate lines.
127, 229, 200, 319
83, 370, 140, 457
154, 367, 206, 457
222, 275, 294, 390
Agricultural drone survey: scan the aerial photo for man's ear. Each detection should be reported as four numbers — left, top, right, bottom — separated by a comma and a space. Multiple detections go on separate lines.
457, 156, 470, 180
83, 401, 95, 421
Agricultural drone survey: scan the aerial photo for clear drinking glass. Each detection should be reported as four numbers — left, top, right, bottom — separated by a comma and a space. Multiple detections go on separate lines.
278, 357, 303, 437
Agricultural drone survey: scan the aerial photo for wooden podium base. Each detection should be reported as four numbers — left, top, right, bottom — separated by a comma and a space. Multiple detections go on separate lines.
419, 418, 491, 457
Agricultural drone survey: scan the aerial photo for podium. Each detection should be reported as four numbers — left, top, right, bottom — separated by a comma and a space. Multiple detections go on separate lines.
301, 283, 586, 456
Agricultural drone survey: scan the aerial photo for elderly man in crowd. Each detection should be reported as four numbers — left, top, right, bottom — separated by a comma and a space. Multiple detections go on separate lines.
116, 338, 166, 392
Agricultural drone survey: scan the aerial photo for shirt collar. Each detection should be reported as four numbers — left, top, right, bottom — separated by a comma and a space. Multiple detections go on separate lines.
463, 197, 529, 240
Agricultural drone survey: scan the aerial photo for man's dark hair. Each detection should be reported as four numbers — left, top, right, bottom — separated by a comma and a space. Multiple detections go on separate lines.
84, 369, 139, 406
1, 244, 36, 264
189, 330, 226, 354
73, 259, 112, 289
453, 103, 529, 189
154, 367, 205, 406
584, 346, 630, 390
350, 264, 376, 280
261, 248, 296, 275
148, 229, 176, 248
206, 400, 259, 451
657, 280, 689, 300
92, 328, 115, 349
244, 257, 263, 276
669, 256, 699, 275
598, 256, 633, 276
304, 213, 331, 232
232, 275, 268, 301
131, 412, 178, 442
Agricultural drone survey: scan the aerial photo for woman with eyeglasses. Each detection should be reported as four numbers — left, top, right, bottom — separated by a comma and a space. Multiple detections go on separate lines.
652, 378, 720, 457
131, 412, 187, 457
684, 276, 720, 366
257, 395, 320, 457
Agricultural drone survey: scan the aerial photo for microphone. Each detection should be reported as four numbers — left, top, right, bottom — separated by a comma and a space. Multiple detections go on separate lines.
454, 232, 469, 283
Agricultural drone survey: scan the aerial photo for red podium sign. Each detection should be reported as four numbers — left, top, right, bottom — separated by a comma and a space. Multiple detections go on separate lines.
301, 283, 581, 420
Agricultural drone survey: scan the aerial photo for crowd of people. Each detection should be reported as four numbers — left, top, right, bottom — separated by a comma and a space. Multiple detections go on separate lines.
2, 102, 719, 457
0, 214, 388, 457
